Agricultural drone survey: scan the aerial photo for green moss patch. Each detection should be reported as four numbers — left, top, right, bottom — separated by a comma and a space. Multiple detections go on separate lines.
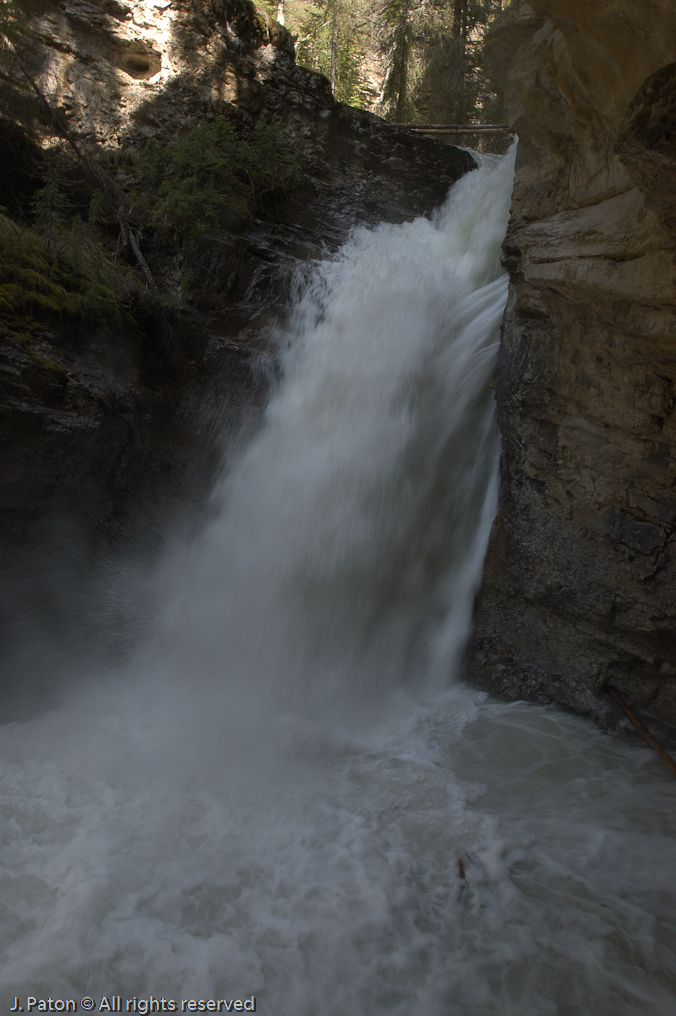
0, 212, 145, 341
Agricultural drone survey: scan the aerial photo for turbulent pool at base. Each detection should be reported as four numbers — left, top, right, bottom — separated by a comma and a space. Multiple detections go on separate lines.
1, 149, 675, 1015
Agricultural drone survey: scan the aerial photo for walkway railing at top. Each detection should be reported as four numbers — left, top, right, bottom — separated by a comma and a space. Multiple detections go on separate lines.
390, 123, 511, 136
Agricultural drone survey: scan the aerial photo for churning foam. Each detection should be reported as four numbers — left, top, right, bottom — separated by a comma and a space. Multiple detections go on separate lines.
2, 147, 675, 1014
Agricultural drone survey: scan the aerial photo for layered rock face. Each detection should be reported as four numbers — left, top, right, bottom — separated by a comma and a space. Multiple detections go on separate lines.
471, 0, 676, 736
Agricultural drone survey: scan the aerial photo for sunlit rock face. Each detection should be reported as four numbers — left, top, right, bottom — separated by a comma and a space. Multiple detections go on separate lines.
24, 0, 294, 143
471, 0, 676, 736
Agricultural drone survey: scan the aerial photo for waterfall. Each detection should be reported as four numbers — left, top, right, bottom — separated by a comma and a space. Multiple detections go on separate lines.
154, 148, 515, 725
1, 145, 675, 1016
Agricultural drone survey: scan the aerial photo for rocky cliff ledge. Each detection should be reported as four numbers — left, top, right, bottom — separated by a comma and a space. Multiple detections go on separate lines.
470, 0, 676, 738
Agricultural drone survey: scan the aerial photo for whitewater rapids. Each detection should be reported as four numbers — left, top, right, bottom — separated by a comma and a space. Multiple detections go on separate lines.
1, 148, 675, 1015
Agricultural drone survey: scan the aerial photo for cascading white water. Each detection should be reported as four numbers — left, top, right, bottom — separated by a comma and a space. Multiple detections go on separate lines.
155, 149, 513, 720
1, 148, 675, 1016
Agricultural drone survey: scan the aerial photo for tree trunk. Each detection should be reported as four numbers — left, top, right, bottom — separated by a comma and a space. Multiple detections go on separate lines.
451, 0, 467, 121
394, 29, 409, 121
276, 0, 285, 26
330, 0, 339, 94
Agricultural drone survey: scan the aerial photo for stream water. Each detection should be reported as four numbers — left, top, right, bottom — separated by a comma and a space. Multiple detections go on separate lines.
1, 149, 675, 1015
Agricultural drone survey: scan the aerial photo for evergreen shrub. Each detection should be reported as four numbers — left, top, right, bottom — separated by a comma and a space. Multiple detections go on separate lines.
137, 118, 305, 238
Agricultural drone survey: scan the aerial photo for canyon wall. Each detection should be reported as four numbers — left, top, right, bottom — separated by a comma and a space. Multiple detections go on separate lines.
471, 0, 676, 737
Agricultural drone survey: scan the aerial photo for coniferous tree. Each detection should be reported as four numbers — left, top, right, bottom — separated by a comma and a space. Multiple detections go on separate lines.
294, 0, 373, 105
379, 0, 505, 124
380, 0, 415, 121
286, 0, 506, 123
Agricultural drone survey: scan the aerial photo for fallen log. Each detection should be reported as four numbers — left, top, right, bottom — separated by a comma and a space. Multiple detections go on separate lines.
391, 123, 511, 134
